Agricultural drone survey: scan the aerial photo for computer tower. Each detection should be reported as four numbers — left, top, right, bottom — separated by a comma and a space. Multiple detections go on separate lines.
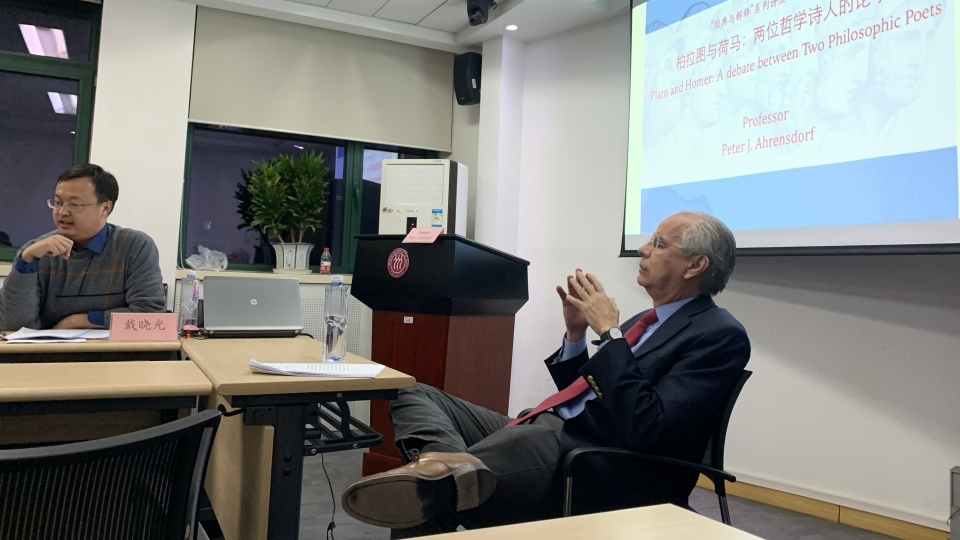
377, 159, 468, 235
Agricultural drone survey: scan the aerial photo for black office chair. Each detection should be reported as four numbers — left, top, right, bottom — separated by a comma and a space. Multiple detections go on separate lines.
0, 409, 221, 540
562, 370, 752, 525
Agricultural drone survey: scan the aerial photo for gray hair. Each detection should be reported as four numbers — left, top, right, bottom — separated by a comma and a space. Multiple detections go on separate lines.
678, 212, 736, 296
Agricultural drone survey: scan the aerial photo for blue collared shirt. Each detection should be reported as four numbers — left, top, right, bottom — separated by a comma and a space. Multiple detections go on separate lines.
13, 224, 110, 326
552, 296, 696, 420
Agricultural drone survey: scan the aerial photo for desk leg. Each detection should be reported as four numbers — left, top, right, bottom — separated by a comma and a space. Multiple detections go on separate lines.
247, 405, 307, 540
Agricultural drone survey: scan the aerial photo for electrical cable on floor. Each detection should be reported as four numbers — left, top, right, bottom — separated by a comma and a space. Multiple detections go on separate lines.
320, 452, 337, 540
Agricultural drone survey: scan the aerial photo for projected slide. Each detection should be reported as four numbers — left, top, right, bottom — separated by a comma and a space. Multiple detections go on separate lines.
624, 0, 960, 250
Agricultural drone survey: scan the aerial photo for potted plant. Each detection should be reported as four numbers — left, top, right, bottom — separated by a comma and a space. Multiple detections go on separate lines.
235, 168, 274, 266
238, 151, 330, 273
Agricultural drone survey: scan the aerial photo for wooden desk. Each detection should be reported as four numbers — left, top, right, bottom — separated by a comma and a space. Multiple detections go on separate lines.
418, 504, 762, 540
182, 336, 415, 540
0, 338, 181, 363
0, 361, 211, 446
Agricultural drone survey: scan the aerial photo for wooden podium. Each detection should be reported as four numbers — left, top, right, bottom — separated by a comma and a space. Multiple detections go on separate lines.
351, 234, 529, 475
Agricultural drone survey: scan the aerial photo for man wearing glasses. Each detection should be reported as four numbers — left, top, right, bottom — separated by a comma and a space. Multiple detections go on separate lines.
342, 211, 751, 535
0, 164, 164, 330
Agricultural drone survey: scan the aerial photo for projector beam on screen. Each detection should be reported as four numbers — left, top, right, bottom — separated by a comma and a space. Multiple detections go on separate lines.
622, 0, 960, 255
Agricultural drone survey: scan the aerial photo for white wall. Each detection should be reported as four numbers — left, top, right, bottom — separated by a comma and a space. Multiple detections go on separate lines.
444, 97, 480, 239
510, 13, 960, 530
475, 37, 525, 254
88, 0, 197, 287
512, 16, 642, 413
722, 256, 960, 528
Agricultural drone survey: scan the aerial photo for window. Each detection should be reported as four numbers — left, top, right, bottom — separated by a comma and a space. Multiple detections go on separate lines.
0, 3, 94, 61
182, 124, 436, 273
0, 0, 99, 261
184, 125, 347, 269
0, 73, 78, 250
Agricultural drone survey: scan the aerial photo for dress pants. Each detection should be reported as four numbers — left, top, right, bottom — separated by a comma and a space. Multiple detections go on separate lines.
388, 383, 566, 530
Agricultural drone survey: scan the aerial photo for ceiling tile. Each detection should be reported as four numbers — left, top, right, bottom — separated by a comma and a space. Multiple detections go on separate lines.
285, 0, 333, 6
417, 1, 468, 33
374, 0, 446, 25
326, 0, 390, 16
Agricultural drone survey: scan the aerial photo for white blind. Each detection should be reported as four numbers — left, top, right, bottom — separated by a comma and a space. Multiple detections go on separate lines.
190, 8, 455, 151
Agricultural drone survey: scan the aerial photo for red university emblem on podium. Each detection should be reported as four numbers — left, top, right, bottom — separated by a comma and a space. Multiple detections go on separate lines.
387, 248, 410, 278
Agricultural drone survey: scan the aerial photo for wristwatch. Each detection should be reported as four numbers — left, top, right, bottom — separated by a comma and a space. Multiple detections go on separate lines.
592, 327, 623, 345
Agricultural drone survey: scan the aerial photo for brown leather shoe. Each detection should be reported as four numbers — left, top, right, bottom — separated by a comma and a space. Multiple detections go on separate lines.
342, 452, 496, 528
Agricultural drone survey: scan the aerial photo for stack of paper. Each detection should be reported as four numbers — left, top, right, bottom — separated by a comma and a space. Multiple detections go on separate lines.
249, 359, 385, 378
1, 328, 111, 344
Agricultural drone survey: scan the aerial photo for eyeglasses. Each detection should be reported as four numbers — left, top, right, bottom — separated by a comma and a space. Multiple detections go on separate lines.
47, 199, 99, 212
647, 235, 683, 250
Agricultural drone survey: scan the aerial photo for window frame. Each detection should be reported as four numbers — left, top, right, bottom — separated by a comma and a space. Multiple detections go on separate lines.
179, 123, 438, 275
0, 0, 101, 262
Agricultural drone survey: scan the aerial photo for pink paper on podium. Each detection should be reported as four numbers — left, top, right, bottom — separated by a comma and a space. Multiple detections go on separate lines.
402, 227, 444, 244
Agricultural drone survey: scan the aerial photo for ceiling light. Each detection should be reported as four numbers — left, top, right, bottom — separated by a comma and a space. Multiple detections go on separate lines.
19, 24, 69, 59
293, 144, 304, 150
505, 24, 519, 31
47, 92, 78, 115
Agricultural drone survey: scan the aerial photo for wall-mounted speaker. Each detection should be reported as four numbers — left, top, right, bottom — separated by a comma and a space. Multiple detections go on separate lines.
454, 52, 482, 106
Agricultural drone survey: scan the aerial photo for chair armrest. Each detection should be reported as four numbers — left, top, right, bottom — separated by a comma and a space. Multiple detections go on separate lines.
562, 447, 736, 484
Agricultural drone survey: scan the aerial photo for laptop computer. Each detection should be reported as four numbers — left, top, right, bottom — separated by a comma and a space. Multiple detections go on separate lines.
202, 275, 303, 338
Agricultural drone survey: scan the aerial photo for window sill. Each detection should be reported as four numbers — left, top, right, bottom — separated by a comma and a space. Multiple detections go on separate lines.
0, 265, 351, 284
175, 268, 352, 285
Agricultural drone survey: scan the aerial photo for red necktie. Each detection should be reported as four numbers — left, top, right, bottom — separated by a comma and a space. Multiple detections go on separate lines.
506, 310, 659, 427
623, 309, 659, 348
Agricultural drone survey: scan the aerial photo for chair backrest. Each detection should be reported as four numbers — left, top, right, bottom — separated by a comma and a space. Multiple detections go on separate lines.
702, 370, 752, 473
0, 410, 221, 540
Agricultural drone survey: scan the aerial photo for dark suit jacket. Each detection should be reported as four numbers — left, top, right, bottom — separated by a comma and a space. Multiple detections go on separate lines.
544, 294, 750, 512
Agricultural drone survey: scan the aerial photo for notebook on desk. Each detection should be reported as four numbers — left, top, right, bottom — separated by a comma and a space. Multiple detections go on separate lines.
202, 275, 303, 338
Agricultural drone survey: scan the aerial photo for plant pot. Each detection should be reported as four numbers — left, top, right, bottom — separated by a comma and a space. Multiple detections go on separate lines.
272, 243, 315, 273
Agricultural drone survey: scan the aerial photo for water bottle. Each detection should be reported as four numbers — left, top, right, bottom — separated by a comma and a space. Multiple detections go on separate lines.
320, 247, 332, 275
178, 270, 200, 334
323, 275, 348, 361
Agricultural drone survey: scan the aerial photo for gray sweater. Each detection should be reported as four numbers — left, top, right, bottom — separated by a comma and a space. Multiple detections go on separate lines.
0, 224, 165, 330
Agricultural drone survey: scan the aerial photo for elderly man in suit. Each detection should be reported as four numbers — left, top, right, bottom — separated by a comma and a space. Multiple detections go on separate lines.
342, 211, 751, 535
